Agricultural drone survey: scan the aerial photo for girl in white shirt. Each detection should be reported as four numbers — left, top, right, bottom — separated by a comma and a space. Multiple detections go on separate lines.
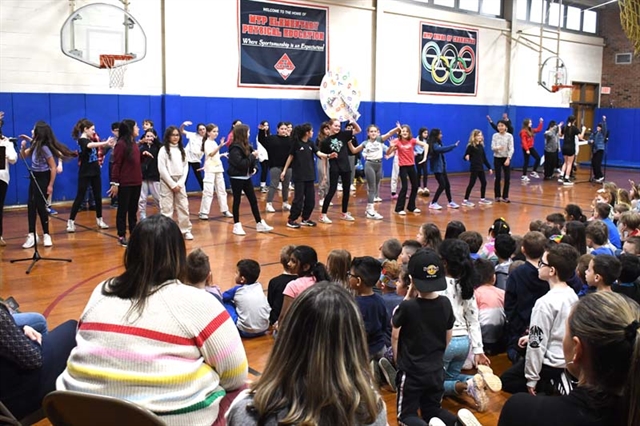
199, 124, 232, 219
179, 121, 205, 190
0, 115, 17, 246
158, 126, 193, 240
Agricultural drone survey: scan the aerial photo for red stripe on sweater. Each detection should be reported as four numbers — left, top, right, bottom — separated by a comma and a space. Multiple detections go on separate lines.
80, 322, 195, 346
194, 311, 230, 347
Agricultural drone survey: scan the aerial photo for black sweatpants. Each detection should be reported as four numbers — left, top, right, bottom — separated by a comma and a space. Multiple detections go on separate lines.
323, 169, 351, 214
494, 157, 511, 199
396, 369, 457, 426
464, 171, 487, 200
543, 151, 557, 179
500, 357, 564, 395
27, 171, 51, 234
116, 185, 141, 237
289, 180, 315, 222
592, 150, 604, 179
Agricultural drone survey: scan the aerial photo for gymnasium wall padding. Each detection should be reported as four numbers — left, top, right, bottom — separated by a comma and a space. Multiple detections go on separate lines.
1, 92, 637, 206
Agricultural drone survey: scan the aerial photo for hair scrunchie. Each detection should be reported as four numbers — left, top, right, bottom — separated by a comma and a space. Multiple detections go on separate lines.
625, 320, 640, 342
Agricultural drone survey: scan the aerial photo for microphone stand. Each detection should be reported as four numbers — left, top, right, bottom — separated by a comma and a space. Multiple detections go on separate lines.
10, 141, 72, 274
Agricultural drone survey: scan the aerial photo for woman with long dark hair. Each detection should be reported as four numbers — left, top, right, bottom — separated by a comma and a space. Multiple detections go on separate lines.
58, 214, 248, 426
108, 119, 142, 247
19, 121, 75, 248
427, 128, 460, 210
227, 124, 273, 236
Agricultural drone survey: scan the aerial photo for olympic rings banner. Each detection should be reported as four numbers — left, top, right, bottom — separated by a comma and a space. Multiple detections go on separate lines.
238, 0, 328, 88
419, 22, 478, 96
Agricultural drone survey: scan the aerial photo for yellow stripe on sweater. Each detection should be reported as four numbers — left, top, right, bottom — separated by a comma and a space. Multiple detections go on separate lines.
219, 359, 249, 381
67, 362, 214, 385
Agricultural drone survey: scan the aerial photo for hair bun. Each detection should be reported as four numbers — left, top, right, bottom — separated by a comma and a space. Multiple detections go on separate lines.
625, 320, 640, 342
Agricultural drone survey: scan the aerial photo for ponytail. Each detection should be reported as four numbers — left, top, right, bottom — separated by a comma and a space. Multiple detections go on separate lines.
439, 239, 478, 300
311, 261, 330, 283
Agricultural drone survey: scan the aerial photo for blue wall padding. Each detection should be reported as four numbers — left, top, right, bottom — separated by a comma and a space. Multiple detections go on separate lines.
1, 91, 637, 206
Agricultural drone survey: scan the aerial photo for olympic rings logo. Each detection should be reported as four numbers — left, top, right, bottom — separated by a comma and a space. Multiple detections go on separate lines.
421, 41, 476, 86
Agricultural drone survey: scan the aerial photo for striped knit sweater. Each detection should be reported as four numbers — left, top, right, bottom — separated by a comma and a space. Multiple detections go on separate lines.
57, 280, 248, 426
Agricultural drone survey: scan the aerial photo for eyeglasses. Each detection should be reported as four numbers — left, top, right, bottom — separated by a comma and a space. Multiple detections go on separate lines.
538, 259, 551, 269
347, 271, 360, 279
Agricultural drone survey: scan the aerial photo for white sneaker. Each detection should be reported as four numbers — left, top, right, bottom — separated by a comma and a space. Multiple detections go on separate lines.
350, 184, 356, 192
319, 214, 332, 224
256, 219, 273, 232
448, 202, 460, 209
373, 197, 383, 202
429, 203, 442, 210
183, 231, 194, 240
337, 183, 343, 191
232, 222, 246, 236
277, 183, 282, 190
411, 208, 421, 214
462, 200, 475, 207
96, 218, 109, 229
43, 234, 53, 247
198, 213, 209, 220
260, 186, 268, 193
366, 210, 383, 220
521, 175, 530, 182
341, 212, 355, 221
289, 183, 294, 191
22, 233, 36, 249
266, 202, 276, 213
221, 211, 233, 218
530, 172, 539, 178
417, 188, 424, 195
428, 418, 447, 426
396, 210, 407, 216
66, 220, 76, 233
319, 198, 324, 207
457, 409, 482, 426
283, 202, 292, 211
479, 198, 493, 205
0, 236, 5, 247
466, 375, 489, 412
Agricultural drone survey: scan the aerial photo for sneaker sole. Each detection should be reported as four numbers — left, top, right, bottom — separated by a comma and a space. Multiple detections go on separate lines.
378, 358, 397, 392
457, 409, 482, 426
477, 365, 502, 392
469, 374, 489, 412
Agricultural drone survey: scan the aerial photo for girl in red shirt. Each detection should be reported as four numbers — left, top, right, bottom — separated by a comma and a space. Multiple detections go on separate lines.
519, 118, 543, 181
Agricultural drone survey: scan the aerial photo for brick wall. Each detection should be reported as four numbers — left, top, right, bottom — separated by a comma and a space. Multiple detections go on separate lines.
600, 5, 639, 108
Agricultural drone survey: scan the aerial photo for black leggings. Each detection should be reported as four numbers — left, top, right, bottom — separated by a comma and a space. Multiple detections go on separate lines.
116, 185, 141, 237
415, 154, 428, 188
494, 157, 511, 199
323, 169, 351, 214
230, 178, 262, 223
28, 171, 51, 234
464, 171, 487, 200
69, 174, 103, 220
188, 162, 204, 190
522, 147, 541, 175
396, 165, 419, 212
0, 180, 7, 237
543, 151, 558, 178
592, 150, 604, 179
260, 159, 269, 184
432, 172, 452, 204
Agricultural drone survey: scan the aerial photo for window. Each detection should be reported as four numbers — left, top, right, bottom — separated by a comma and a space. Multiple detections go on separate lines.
548, 2, 563, 27
433, 0, 455, 7
481, 0, 501, 16
517, 0, 528, 20
566, 6, 581, 31
615, 53, 633, 64
459, 0, 479, 12
530, 0, 547, 24
583, 10, 597, 33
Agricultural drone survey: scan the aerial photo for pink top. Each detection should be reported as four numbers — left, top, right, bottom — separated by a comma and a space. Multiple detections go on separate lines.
282, 276, 316, 299
394, 138, 417, 166
474, 285, 505, 310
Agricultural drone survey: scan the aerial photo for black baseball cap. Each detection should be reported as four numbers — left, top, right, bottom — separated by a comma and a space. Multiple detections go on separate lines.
408, 248, 447, 293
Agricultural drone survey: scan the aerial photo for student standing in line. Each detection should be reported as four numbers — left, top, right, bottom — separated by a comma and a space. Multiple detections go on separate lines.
319, 118, 362, 223
256, 120, 270, 193
280, 123, 335, 228
227, 124, 273, 236
426, 128, 460, 211
157, 126, 193, 241
559, 115, 585, 186
491, 120, 515, 203
386, 124, 429, 215
137, 128, 162, 220
588, 115, 607, 183
179, 121, 205, 190
519, 118, 544, 181
416, 127, 430, 196
462, 129, 493, 207
487, 112, 515, 134
258, 121, 294, 213
108, 119, 142, 247
20, 122, 76, 249
543, 120, 563, 180
198, 123, 233, 220
315, 122, 332, 207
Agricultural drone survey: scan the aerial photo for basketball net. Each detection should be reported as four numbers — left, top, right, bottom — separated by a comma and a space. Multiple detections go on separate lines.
107, 60, 128, 89
619, 0, 640, 54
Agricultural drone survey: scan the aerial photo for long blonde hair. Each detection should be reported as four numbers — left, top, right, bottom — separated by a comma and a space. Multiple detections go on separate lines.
568, 291, 640, 426
326, 249, 352, 289
467, 129, 483, 147
249, 282, 383, 424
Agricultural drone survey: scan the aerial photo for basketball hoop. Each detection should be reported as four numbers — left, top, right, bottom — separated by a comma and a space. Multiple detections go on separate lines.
552, 84, 575, 106
99, 54, 134, 89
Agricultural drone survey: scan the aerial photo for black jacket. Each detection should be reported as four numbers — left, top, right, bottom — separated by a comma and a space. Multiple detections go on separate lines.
227, 143, 256, 177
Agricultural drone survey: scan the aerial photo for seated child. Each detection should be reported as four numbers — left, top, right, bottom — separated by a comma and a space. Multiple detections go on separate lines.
222, 259, 271, 338
585, 254, 621, 292
459, 231, 483, 260
186, 248, 222, 302
479, 218, 511, 263
380, 259, 402, 348
399, 239, 422, 265
545, 213, 566, 229
586, 220, 615, 256
501, 243, 579, 395
379, 238, 402, 263
494, 234, 516, 290
444, 220, 466, 240
623, 236, 640, 256
267, 245, 297, 326
576, 253, 595, 297
349, 256, 388, 360
612, 253, 640, 304
474, 258, 505, 355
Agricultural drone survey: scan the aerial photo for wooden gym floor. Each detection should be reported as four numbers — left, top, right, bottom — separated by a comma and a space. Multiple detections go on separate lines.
0, 167, 633, 425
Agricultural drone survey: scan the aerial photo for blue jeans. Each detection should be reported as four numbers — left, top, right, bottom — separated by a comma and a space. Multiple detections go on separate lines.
13, 312, 48, 336
443, 335, 473, 395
